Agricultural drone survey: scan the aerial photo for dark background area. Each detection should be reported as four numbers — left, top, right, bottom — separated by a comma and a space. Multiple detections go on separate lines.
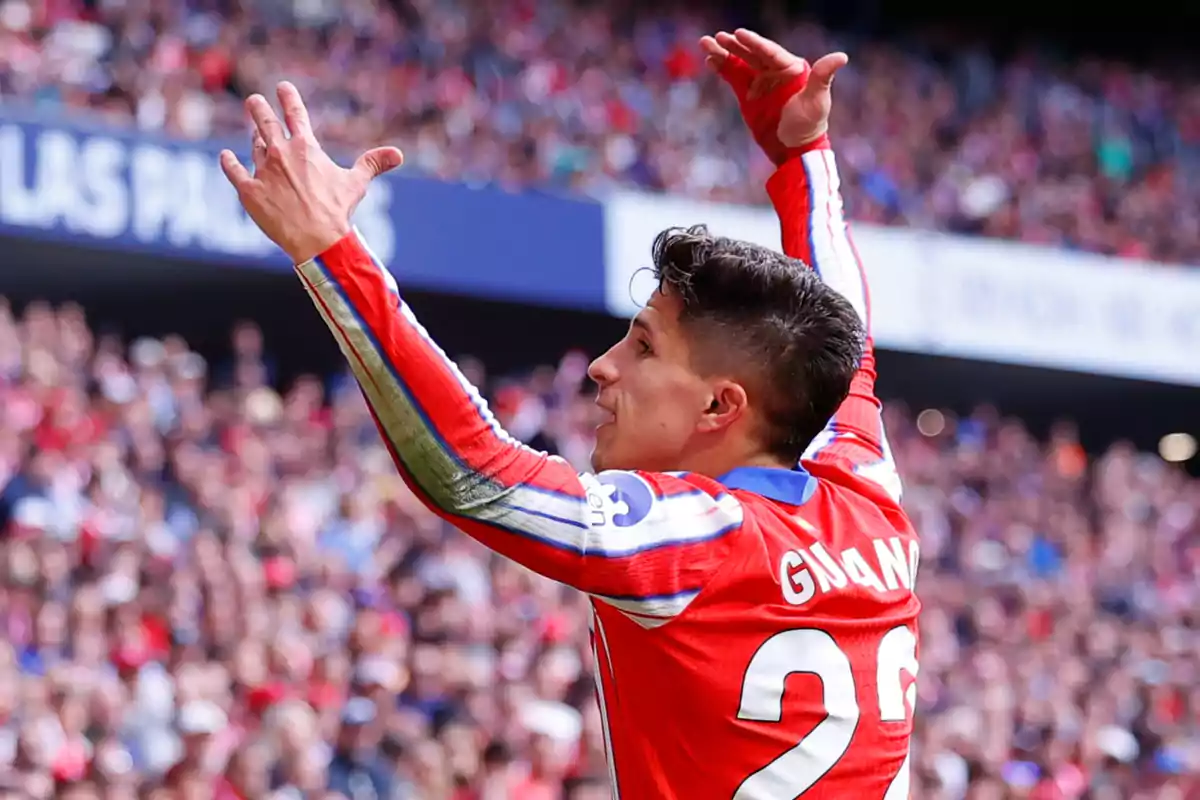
776, 0, 1200, 63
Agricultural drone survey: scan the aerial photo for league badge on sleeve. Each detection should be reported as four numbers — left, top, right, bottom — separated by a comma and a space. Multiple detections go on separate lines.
583, 471, 656, 528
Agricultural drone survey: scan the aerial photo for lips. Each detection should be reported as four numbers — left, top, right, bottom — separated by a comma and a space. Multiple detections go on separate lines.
594, 402, 616, 426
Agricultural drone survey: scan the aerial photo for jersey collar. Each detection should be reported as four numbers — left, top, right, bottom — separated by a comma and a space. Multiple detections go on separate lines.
717, 465, 816, 506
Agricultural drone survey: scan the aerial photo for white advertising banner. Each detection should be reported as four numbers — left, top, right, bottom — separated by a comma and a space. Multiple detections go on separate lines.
603, 191, 1200, 387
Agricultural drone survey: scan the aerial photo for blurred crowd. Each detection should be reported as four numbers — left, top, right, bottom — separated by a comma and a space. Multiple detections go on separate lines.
0, 303, 1197, 800
3, 0, 1200, 264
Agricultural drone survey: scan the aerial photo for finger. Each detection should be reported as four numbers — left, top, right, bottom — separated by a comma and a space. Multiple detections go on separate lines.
699, 36, 728, 70
219, 150, 254, 191
276, 81, 314, 141
703, 35, 753, 91
714, 31, 758, 68
251, 127, 267, 170
808, 52, 849, 88
246, 94, 286, 147
351, 146, 405, 183
734, 28, 800, 71
717, 54, 755, 95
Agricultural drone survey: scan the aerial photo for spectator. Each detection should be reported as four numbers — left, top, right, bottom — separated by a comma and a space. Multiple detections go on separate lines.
325, 698, 395, 799
0, 298, 1195, 797
2, 0, 1200, 264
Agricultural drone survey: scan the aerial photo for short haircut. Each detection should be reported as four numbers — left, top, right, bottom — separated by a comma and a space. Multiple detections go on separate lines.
652, 225, 864, 463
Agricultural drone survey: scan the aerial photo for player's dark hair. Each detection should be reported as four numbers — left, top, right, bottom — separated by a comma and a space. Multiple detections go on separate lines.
652, 225, 864, 463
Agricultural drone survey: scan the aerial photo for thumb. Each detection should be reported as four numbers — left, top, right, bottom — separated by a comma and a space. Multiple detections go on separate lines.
352, 146, 405, 182
808, 52, 849, 89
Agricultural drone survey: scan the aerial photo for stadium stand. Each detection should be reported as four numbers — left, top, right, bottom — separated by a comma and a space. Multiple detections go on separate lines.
1, 1, 1199, 799
0, 0, 1198, 264
0, 306, 1196, 799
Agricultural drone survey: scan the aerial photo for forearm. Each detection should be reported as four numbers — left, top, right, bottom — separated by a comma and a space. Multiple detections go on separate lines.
766, 140, 870, 331
769, 144, 899, 498
294, 230, 587, 572
767, 141, 877, 389
292, 231, 743, 604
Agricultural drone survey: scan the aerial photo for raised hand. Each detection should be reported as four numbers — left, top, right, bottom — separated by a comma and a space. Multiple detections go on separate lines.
700, 29, 848, 165
219, 82, 404, 264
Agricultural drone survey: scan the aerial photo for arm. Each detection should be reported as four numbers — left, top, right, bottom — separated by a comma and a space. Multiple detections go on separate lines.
294, 230, 743, 626
219, 82, 738, 625
766, 143, 902, 502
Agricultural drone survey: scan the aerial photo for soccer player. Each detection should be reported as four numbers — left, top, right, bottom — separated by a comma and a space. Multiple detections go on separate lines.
221, 29, 919, 800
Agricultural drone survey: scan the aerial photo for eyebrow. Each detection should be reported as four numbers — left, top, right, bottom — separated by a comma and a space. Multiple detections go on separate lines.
630, 316, 653, 334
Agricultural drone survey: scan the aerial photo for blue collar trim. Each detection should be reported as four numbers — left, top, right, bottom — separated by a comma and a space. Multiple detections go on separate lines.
717, 465, 816, 506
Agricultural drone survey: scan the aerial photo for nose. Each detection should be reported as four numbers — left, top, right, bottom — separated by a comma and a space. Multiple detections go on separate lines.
588, 350, 617, 387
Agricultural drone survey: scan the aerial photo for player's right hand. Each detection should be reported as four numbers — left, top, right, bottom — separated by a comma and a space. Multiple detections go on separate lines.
700, 29, 848, 165
219, 82, 404, 265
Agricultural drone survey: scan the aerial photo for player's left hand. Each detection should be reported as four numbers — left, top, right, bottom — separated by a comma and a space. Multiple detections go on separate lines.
700, 29, 848, 165
219, 82, 404, 264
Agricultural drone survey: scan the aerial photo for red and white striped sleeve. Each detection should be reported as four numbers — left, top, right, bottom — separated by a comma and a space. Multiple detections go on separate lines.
767, 143, 903, 503
293, 230, 742, 625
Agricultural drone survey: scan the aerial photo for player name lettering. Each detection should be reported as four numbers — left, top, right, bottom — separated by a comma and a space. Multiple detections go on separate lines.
779, 536, 919, 606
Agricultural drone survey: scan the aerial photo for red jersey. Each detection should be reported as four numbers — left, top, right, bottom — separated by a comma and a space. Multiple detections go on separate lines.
297, 142, 919, 799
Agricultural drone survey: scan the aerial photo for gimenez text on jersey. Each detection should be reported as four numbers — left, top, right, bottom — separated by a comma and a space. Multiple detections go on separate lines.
779, 536, 919, 607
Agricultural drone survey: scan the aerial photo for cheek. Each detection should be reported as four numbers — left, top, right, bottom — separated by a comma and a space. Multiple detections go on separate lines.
627, 377, 703, 436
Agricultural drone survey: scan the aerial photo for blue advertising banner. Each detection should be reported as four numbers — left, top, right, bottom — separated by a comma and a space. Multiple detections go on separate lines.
0, 113, 607, 311
12, 110, 1197, 385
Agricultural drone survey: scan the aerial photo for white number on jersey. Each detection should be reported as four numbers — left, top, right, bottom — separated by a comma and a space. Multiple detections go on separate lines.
733, 626, 917, 799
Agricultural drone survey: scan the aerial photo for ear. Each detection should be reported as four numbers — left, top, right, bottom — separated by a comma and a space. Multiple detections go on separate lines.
697, 380, 749, 433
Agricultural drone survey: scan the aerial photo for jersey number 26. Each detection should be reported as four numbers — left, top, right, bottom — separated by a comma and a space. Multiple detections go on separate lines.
734, 626, 918, 799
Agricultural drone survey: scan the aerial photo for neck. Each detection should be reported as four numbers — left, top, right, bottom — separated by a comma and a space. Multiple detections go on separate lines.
677, 440, 791, 479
